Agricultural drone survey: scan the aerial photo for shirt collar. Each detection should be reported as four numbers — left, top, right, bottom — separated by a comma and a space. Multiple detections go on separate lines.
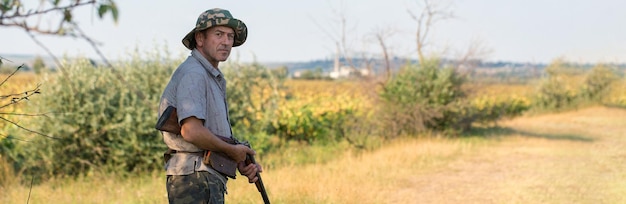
191, 48, 222, 78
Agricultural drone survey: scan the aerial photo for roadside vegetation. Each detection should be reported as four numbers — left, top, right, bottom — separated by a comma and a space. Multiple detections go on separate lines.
0, 49, 624, 203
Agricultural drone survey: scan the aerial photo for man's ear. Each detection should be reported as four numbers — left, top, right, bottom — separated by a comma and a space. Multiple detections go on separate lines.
194, 31, 204, 47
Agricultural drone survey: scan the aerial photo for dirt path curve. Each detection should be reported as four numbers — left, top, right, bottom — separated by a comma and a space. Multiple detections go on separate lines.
390, 107, 626, 204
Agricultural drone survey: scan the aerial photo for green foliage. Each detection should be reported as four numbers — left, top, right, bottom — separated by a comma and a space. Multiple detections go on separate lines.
379, 58, 467, 135
381, 59, 466, 107
579, 64, 618, 100
534, 77, 576, 110
223, 62, 285, 154
97, 0, 119, 23
533, 60, 619, 111
15, 52, 176, 179
269, 105, 357, 144
378, 58, 532, 135
533, 60, 578, 110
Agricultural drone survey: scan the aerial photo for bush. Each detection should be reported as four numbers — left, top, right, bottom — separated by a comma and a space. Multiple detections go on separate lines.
15, 52, 177, 179
533, 60, 619, 111
269, 104, 358, 144
378, 58, 468, 135
223, 62, 285, 154
579, 64, 618, 101
377, 58, 534, 136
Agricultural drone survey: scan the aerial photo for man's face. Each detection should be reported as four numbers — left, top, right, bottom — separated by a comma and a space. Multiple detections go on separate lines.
195, 25, 235, 67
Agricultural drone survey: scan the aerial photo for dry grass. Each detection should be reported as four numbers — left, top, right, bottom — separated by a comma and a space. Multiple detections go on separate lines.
229, 106, 626, 204
2, 105, 626, 203
385, 106, 626, 204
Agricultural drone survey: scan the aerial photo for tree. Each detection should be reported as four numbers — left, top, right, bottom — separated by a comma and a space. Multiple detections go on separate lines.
407, 0, 454, 66
371, 26, 396, 83
0, 0, 119, 68
313, 1, 362, 74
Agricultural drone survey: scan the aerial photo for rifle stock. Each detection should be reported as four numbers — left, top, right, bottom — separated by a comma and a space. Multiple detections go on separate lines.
155, 106, 181, 135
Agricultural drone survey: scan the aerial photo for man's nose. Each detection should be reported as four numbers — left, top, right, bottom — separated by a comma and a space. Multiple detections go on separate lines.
221, 37, 234, 46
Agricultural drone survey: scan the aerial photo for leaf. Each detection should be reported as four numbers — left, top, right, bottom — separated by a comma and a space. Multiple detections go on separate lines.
97, 4, 108, 18
109, 2, 119, 23
63, 8, 72, 22
97, 1, 119, 23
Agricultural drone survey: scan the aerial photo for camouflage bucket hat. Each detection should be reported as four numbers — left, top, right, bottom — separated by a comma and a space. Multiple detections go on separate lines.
182, 8, 247, 49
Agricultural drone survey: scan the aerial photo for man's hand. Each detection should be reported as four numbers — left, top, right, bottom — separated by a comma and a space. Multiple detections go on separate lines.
238, 162, 262, 183
228, 144, 255, 163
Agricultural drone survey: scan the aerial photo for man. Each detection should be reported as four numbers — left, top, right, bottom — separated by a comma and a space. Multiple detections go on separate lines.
158, 8, 262, 203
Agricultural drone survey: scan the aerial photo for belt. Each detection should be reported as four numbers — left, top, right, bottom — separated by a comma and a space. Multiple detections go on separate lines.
168, 149, 204, 156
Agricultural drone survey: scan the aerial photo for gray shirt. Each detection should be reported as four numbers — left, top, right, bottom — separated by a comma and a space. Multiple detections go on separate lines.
158, 49, 232, 185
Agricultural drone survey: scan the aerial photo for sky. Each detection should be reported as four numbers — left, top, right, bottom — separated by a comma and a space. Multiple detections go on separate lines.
1, 0, 626, 64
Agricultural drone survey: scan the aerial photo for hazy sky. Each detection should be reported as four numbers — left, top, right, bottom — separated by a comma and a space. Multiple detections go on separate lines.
1, 0, 625, 64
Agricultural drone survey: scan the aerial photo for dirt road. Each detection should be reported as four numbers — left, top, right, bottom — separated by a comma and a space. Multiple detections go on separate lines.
391, 106, 626, 204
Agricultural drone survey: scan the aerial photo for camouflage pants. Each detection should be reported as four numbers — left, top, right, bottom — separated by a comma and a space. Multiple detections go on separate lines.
167, 171, 225, 204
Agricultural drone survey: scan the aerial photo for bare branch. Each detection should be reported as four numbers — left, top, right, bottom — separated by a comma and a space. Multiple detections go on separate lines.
0, 116, 57, 139
408, 0, 455, 65
0, 64, 23, 88
312, 0, 359, 73
0, 63, 54, 140
372, 26, 396, 83
0, 56, 14, 64
25, 26, 65, 71
0, 112, 51, 117
455, 38, 492, 73
71, 22, 112, 67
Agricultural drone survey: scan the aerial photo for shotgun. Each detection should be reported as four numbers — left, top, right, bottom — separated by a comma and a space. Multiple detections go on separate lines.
241, 141, 271, 204
156, 106, 270, 204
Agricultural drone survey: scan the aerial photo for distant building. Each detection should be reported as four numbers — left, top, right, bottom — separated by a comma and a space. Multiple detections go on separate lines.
329, 45, 370, 79
329, 66, 370, 79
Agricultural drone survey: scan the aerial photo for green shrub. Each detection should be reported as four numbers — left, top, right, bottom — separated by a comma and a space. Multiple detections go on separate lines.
268, 104, 357, 144
533, 60, 619, 111
223, 62, 285, 154
16, 52, 177, 179
579, 64, 618, 101
378, 58, 533, 136
378, 58, 468, 135
8, 51, 290, 180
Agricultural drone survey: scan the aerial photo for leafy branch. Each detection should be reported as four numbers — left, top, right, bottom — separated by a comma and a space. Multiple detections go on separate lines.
0, 0, 118, 68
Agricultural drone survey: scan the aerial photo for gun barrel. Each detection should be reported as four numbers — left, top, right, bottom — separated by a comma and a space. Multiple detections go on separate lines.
246, 154, 270, 204
256, 175, 270, 204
